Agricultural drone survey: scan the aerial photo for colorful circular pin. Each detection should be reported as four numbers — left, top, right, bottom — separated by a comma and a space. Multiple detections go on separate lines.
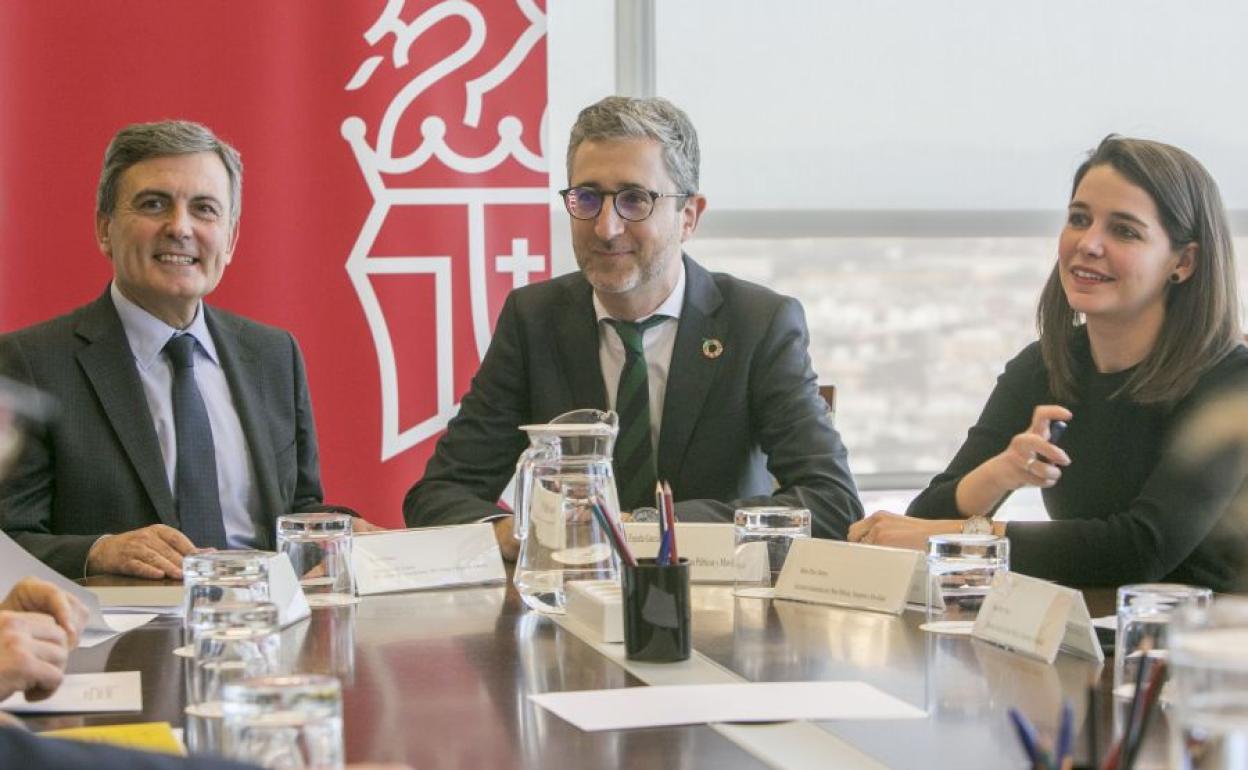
701, 338, 724, 359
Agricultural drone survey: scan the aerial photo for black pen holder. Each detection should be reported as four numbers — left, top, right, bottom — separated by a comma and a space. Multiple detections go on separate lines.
622, 557, 691, 662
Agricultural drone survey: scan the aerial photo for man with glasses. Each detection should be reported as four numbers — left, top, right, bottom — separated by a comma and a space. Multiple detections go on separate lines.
404, 96, 862, 556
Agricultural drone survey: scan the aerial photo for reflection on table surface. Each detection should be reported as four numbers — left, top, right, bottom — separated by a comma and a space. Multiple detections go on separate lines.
28, 574, 1134, 769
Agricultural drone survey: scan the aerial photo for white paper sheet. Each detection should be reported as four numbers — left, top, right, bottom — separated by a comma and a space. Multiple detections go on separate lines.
529, 681, 925, 732
0, 671, 141, 713
0, 531, 156, 647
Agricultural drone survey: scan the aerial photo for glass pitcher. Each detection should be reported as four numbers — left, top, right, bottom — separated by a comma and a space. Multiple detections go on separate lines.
513, 410, 622, 613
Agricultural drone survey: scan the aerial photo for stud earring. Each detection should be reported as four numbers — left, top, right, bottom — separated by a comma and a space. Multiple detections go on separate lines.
1169, 272, 1181, 283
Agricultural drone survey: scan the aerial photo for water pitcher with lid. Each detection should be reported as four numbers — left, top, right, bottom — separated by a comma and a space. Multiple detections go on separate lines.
513, 409, 622, 613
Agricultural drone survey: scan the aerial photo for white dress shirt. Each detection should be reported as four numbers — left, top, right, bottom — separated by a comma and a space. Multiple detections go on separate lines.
593, 264, 686, 455
110, 283, 260, 548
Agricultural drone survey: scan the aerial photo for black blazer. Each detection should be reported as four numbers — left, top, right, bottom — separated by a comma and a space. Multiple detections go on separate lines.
0, 290, 325, 577
404, 256, 862, 539
0, 726, 257, 769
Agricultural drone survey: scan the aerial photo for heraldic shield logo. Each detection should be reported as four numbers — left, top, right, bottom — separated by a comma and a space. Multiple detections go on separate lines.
341, 0, 550, 461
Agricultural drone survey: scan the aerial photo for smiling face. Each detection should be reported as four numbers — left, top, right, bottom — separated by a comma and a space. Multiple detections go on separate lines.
96, 152, 238, 329
1057, 164, 1195, 334
569, 137, 703, 319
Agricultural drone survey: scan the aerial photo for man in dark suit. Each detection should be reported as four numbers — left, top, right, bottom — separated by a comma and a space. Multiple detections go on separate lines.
0, 120, 354, 580
404, 97, 862, 557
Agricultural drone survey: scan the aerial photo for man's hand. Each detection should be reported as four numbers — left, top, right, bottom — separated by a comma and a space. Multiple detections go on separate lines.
0, 611, 70, 702
491, 517, 520, 562
351, 518, 385, 533
0, 578, 88, 648
85, 524, 198, 580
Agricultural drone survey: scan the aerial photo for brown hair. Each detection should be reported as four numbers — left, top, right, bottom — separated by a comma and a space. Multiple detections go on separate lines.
1037, 136, 1242, 404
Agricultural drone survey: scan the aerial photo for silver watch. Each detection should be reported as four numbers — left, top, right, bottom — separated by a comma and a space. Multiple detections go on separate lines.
962, 515, 992, 535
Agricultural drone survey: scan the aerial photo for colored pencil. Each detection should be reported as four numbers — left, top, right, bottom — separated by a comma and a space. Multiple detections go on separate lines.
1008, 708, 1043, 769
655, 482, 670, 565
592, 498, 635, 567
1120, 659, 1166, 770
663, 480, 678, 561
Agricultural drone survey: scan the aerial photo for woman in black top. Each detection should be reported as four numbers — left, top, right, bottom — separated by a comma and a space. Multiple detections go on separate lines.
849, 136, 1248, 590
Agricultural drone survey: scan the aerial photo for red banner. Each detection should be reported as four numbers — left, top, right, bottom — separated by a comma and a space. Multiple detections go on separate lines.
0, 1, 551, 525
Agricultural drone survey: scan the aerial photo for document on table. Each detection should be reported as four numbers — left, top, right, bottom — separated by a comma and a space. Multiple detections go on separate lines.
529, 681, 925, 732
0, 671, 141, 713
0, 531, 158, 647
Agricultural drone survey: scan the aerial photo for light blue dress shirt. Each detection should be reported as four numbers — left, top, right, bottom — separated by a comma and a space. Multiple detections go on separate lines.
110, 283, 260, 548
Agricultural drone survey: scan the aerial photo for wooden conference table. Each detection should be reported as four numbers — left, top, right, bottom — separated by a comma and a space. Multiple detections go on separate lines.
23, 572, 1134, 770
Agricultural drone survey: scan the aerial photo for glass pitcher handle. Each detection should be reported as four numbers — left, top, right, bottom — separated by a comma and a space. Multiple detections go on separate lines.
513, 442, 555, 542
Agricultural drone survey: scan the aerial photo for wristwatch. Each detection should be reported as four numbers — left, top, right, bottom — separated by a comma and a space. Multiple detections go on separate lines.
962, 515, 993, 535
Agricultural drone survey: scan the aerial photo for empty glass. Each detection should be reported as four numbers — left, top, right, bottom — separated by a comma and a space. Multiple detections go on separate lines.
277, 513, 356, 607
180, 550, 272, 656
924, 534, 1009, 632
1115, 584, 1213, 698
223, 674, 344, 769
1170, 597, 1248, 770
733, 507, 811, 598
185, 601, 281, 755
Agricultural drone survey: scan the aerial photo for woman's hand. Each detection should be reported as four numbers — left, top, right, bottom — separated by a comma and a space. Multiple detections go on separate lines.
955, 404, 1073, 517
848, 511, 962, 551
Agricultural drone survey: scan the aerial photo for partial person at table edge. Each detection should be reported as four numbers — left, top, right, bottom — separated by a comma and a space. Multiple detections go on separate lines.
404, 95, 863, 556
850, 136, 1248, 591
0, 120, 373, 582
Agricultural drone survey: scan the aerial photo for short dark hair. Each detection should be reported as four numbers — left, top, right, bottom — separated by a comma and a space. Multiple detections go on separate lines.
97, 120, 243, 226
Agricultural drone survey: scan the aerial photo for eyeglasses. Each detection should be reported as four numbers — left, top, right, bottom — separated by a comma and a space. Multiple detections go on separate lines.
559, 186, 692, 223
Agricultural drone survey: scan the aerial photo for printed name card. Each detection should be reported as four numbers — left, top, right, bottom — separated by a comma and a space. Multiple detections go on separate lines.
972, 571, 1104, 664
622, 523, 736, 582
0, 671, 142, 713
352, 523, 506, 596
773, 539, 921, 614
267, 552, 311, 627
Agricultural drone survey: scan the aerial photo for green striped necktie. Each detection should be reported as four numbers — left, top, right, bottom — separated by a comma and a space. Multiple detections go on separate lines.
605, 315, 668, 512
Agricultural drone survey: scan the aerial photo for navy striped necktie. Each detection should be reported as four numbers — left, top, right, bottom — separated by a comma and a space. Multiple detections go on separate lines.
164, 334, 228, 549
606, 315, 668, 512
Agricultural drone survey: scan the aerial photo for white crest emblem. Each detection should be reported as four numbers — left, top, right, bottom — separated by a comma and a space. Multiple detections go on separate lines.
341, 0, 548, 461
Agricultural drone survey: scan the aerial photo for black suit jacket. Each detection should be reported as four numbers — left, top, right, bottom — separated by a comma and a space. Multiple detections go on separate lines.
403, 256, 862, 539
0, 290, 326, 577
0, 726, 257, 769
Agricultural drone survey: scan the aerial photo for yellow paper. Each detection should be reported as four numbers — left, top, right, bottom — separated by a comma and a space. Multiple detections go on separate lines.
40, 721, 185, 755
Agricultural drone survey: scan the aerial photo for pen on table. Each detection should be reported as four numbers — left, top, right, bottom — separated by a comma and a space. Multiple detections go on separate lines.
662, 480, 677, 562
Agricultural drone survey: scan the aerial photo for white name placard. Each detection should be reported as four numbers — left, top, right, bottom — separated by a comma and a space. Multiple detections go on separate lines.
622, 523, 736, 582
352, 523, 506, 596
267, 552, 311, 627
0, 671, 141, 713
773, 539, 920, 615
972, 571, 1104, 664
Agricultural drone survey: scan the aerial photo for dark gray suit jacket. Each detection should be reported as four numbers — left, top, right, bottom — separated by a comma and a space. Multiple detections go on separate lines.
0, 726, 258, 769
0, 290, 326, 577
403, 256, 862, 539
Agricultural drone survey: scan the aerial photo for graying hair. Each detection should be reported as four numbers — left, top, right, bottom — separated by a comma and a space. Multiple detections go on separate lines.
566, 96, 700, 194
97, 120, 243, 227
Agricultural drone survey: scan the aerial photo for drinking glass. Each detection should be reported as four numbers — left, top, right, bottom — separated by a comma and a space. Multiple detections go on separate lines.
1113, 583, 1213, 768
1115, 584, 1213, 698
222, 674, 344, 769
185, 601, 281, 756
180, 550, 271, 656
277, 513, 356, 607
1170, 597, 1248, 770
924, 533, 1009, 632
732, 507, 811, 598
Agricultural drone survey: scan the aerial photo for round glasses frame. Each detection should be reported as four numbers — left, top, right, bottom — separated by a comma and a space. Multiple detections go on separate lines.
559, 186, 692, 223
